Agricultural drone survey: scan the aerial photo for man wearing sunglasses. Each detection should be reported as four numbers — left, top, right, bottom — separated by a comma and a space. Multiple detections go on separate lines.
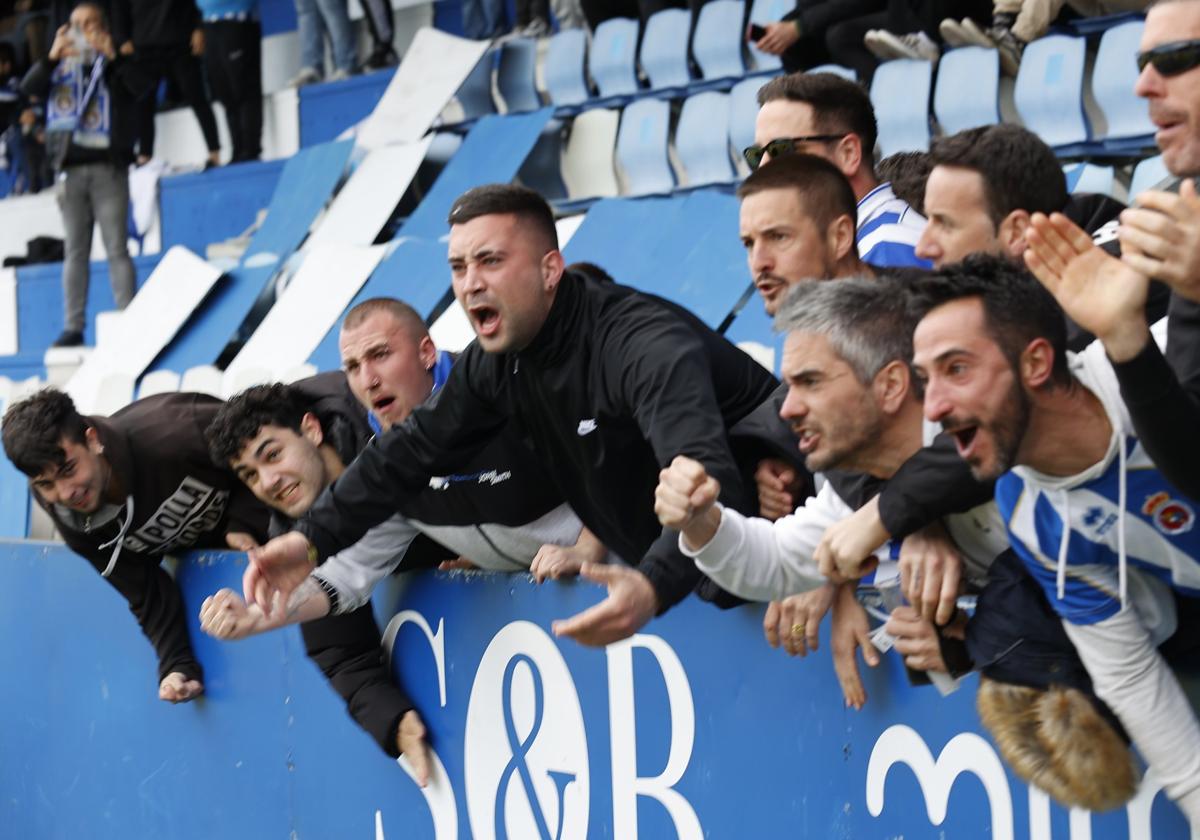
748, 71, 931, 270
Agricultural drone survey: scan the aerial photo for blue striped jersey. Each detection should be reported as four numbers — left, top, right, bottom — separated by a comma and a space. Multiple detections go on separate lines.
856, 182, 931, 270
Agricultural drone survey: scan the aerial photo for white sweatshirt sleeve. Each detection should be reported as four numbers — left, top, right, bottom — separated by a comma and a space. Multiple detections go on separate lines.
310, 513, 420, 615
679, 482, 853, 602
1063, 609, 1200, 827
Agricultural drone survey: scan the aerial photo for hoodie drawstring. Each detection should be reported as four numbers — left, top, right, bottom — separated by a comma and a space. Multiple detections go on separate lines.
1054, 437, 1130, 611
1117, 435, 1128, 610
97, 494, 135, 578
1056, 489, 1070, 602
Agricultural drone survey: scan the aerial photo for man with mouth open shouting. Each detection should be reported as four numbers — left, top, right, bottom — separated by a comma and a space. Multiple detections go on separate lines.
244, 184, 779, 645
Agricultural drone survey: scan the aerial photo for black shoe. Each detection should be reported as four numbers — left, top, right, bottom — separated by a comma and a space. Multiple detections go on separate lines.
51, 329, 84, 347
364, 46, 399, 70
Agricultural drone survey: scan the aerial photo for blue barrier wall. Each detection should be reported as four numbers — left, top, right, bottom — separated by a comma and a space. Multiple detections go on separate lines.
159, 159, 286, 255
0, 541, 1191, 838
299, 70, 396, 148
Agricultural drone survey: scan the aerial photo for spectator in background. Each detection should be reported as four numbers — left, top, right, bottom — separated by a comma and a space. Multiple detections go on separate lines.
197, 0, 262, 163
748, 72, 930, 269
288, 0, 355, 86
876, 150, 931, 216
361, 0, 398, 69
827, 0, 989, 80
461, 0, 506, 38
112, 0, 220, 167
21, 3, 141, 346
751, 0, 885, 74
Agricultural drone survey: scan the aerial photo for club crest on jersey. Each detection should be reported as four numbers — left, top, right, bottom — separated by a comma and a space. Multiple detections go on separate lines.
1142, 492, 1195, 536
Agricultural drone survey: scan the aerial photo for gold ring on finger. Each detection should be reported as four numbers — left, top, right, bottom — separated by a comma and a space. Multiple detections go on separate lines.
791, 623, 806, 636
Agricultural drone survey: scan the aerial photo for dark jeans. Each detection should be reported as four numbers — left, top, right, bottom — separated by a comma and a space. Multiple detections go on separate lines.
203, 20, 263, 162
130, 45, 220, 158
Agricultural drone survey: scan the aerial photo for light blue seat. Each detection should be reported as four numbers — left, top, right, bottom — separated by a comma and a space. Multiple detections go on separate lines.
641, 9, 693, 92
497, 37, 542, 113
590, 17, 641, 101
546, 29, 592, 109
729, 75, 775, 164
451, 50, 498, 125
1014, 34, 1091, 152
1130, 154, 1172, 200
616, 98, 676, 195
676, 92, 735, 186
1063, 163, 1116, 197
1094, 20, 1155, 150
694, 0, 747, 84
808, 63, 856, 80
747, 0, 792, 72
933, 47, 1000, 135
870, 59, 933, 157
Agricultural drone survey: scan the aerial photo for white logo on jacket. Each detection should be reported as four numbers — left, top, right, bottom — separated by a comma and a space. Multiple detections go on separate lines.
576, 419, 598, 436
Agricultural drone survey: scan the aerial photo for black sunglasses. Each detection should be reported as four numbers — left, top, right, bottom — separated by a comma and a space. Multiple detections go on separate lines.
742, 134, 845, 169
1136, 39, 1200, 77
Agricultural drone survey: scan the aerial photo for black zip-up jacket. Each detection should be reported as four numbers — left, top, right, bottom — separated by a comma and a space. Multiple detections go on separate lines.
297, 271, 780, 611
40, 393, 270, 682
112, 0, 201, 49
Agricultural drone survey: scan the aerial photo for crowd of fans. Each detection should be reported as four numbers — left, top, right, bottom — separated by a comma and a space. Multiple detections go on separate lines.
2, 0, 1200, 829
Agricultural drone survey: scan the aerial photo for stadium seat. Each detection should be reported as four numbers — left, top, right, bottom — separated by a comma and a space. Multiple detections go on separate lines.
693, 0, 748, 85
616, 98, 676, 195
450, 50, 498, 123
223, 366, 272, 399
1093, 21, 1156, 151
675, 92, 736, 186
1063, 163, 1116, 197
545, 29, 592, 110
561, 108, 622, 201
1129, 154, 1172, 200
746, 0, 792, 72
283, 363, 318, 383
933, 47, 1000, 135
1014, 34, 1091, 152
729, 75, 776, 168
590, 18, 641, 101
137, 370, 181, 398
180, 365, 224, 396
497, 37, 543, 113
808, 63, 856, 80
871, 59, 933, 157
641, 9, 694, 93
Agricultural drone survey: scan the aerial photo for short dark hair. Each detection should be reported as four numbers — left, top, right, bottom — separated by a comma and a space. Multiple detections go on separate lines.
447, 183, 559, 251
877, 151, 932, 215
205, 384, 311, 467
929, 125, 1068, 227
341, 297, 428, 337
738, 153, 858, 231
2, 389, 90, 477
757, 72, 879, 168
910, 254, 1070, 386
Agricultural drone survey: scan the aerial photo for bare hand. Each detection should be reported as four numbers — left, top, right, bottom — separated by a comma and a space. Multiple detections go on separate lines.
531, 543, 589, 582
886, 606, 947, 672
830, 582, 879, 710
396, 709, 431, 788
87, 27, 116, 60
245, 531, 315, 614
762, 584, 834, 657
814, 495, 886, 582
224, 531, 260, 552
1024, 212, 1150, 362
755, 458, 796, 521
438, 557, 479, 571
898, 523, 963, 626
551, 563, 659, 646
119, 40, 134, 56
190, 28, 205, 57
49, 24, 74, 61
654, 455, 721, 535
756, 21, 800, 54
159, 671, 204, 703
199, 588, 271, 640
1119, 179, 1200, 303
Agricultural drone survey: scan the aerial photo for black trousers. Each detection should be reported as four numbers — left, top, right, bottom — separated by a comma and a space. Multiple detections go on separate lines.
130, 44, 220, 158
515, 0, 550, 26
361, 0, 395, 46
780, 0, 885, 73
203, 20, 263, 162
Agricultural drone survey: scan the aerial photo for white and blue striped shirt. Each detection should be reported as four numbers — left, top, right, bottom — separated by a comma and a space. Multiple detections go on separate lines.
856, 182, 931, 270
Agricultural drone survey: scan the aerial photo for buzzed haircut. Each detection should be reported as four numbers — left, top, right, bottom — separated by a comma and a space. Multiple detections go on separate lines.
774, 275, 917, 386
341, 297, 429, 338
738, 153, 858, 231
447, 183, 559, 252
756, 72, 879, 169
205, 384, 310, 467
2, 389, 90, 477
929, 125, 1068, 227
910, 253, 1070, 386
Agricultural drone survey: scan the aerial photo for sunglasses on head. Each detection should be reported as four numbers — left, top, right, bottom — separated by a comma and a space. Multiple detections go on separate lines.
742, 134, 845, 169
1137, 39, 1200, 77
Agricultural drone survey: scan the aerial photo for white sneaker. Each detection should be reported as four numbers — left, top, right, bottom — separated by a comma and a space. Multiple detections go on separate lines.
958, 18, 998, 49
287, 66, 322, 87
327, 68, 353, 82
939, 18, 987, 48
864, 29, 901, 60
865, 30, 939, 62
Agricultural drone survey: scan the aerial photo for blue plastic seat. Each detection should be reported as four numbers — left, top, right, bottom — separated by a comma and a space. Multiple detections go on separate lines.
546, 29, 592, 109
729, 75, 775, 164
616, 98, 676, 195
1063, 163, 1116, 197
590, 17, 641, 100
1130, 154, 1172, 200
641, 9, 693, 92
676, 92, 735, 186
693, 0, 748, 84
746, 0, 793, 72
808, 63, 856, 80
1014, 34, 1091, 152
1094, 20, 1155, 151
934, 47, 1000, 135
870, 59, 933, 157
452, 50, 498, 123
497, 37, 543, 113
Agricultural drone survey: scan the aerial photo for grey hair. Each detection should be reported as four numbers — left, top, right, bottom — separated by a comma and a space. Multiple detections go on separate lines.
772, 276, 917, 384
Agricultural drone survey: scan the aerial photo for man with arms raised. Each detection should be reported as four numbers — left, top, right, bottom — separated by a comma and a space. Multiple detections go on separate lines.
246, 185, 779, 644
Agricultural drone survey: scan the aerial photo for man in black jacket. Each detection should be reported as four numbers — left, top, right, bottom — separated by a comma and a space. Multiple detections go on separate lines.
246, 184, 780, 645
1, 388, 270, 702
